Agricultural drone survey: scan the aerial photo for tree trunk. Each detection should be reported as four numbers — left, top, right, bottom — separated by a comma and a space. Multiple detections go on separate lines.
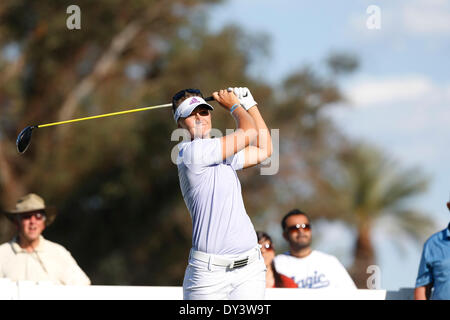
0, 139, 26, 207
350, 222, 376, 288
56, 19, 143, 125
56, 1, 166, 130
0, 139, 26, 241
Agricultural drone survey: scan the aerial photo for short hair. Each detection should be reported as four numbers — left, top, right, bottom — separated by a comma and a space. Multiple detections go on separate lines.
281, 208, 310, 231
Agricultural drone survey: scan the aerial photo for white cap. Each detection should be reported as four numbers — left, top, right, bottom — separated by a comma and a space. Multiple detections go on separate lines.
173, 96, 213, 123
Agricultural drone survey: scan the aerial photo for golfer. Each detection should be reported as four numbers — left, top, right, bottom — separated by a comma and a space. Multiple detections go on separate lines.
172, 87, 272, 299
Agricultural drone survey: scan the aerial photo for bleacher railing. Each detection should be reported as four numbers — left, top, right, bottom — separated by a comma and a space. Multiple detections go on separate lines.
0, 279, 414, 300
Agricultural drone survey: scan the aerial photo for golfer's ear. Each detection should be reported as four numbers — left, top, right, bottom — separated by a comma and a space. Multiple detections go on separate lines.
282, 231, 288, 241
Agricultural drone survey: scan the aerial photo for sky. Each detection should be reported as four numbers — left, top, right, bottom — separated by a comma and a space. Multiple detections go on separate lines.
207, 0, 450, 290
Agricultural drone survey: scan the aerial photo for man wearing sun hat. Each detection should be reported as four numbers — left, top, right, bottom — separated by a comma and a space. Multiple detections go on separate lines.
0, 193, 91, 285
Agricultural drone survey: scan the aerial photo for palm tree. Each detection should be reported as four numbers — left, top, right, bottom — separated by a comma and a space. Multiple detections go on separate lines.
327, 143, 433, 288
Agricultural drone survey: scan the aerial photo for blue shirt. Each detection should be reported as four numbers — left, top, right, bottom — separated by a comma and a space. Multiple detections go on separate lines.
415, 223, 450, 300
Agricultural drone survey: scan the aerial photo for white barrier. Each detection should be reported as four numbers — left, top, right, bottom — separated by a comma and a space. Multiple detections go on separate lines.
0, 279, 414, 300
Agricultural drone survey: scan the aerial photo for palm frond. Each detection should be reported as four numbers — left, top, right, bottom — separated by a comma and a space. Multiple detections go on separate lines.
321, 141, 432, 250
378, 166, 429, 211
391, 209, 436, 243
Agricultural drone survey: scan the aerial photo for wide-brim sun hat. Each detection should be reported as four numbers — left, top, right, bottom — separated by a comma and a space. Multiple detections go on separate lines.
3, 193, 57, 226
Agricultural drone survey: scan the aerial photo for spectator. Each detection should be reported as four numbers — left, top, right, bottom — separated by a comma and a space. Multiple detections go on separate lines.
414, 200, 450, 300
0, 193, 91, 285
257, 231, 297, 288
274, 209, 356, 289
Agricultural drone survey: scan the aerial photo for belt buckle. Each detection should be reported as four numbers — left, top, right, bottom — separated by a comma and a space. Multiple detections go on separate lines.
231, 257, 249, 269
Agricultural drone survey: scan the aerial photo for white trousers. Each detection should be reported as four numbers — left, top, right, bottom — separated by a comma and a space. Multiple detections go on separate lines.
183, 246, 267, 300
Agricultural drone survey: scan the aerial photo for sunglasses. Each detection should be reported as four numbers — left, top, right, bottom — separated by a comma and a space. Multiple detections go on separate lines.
20, 212, 46, 221
285, 223, 311, 234
172, 88, 203, 107
259, 242, 273, 251
189, 109, 210, 117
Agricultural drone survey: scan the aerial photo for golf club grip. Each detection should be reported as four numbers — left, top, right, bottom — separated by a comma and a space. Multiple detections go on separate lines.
204, 96, 214, 102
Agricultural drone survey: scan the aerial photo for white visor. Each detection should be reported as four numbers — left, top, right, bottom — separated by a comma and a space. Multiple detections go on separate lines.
173, 96, 214, 123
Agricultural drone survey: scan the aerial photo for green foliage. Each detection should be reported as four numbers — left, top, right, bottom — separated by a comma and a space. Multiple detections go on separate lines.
0, 1, 430, 286
319, 143, 432, 287
336, 144, 430, 226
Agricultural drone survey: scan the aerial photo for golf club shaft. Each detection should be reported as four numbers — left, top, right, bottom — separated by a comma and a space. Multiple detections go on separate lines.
37, 103, 172, 128
16, 96, 215, 153
36, 96, 214, 128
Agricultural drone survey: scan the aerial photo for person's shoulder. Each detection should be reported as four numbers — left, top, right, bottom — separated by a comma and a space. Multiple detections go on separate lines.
0, 241, 12, 254
177, 140, 191, 156
178, 138, 220, 157
423, 226, 448, 247
184, 137, 219, 147
311, 250, 341, 263
0, 241, 10, 249
42, 238, 71, 255
178, 139, 193, 149
274, 252, 294, 262
275, 251, 291, 258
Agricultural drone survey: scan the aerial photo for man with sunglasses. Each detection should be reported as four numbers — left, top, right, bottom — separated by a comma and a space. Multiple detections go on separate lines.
274, 209, 356, 289
0, 193, 90, 285
414, 199, 450, 300
172, 87, 272, 299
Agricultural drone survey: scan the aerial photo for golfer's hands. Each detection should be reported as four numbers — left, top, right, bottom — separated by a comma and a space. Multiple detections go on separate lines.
212, 89, 240, 111
232, 87, 257, 110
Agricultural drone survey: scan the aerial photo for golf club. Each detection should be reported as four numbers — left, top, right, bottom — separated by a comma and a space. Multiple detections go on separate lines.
16, 96, 214, 154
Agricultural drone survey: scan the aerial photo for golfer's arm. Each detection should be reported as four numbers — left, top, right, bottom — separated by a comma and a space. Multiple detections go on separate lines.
221, 106, 257, 161
242, 106, 273, 168
414, 284, 432, 300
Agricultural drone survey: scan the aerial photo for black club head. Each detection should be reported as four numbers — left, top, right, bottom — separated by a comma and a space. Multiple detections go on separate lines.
16, 126, 37, 154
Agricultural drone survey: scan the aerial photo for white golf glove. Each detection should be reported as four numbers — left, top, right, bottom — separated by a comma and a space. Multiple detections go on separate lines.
231, 87, 257, 110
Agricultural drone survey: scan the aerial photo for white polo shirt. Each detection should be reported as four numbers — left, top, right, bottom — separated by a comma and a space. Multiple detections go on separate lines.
177, 137, 257, 255
0, 236, 91, 285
